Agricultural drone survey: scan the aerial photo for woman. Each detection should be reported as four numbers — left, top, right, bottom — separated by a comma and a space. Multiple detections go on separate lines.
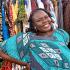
28, 8, 70, 70
0, 8, 70, 70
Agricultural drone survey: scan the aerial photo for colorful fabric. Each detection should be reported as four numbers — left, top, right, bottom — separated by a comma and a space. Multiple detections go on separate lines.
12, 0, 18, 22
8, 0, 16, 36
1, 61, 12, 70
31, 0, 38, 11
24, 0, 31, 18
0, 3, 3, 42
17, 0, 27, 21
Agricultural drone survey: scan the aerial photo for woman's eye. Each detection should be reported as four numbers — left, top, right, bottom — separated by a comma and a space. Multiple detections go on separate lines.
36, 19, 41, 22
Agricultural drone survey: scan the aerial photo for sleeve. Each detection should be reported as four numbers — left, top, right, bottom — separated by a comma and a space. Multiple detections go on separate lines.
5, 35, 20, 60
58, 29, 69, 45
0, 35, 20, 60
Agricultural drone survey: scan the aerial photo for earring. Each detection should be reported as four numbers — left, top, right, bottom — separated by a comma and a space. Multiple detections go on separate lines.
34, 27, 36, 29
34, 27, 37, 32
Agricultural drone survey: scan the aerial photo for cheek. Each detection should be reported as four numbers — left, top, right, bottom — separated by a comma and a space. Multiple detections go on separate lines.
34, 22, 42, 28
35, 25, 42, 31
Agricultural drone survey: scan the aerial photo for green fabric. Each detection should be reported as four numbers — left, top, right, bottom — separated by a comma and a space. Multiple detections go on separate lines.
29, 29, 70, 70
0, 29, 70, 70
30, 40, 70, 70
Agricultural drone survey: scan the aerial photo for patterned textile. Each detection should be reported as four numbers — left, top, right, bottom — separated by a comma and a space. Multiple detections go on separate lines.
8, 0, 16, 36
0, 32, 29, 70
0, 29, 70, 70
1, 61, 12, 70
30, 39, 70, 70
29, 29, 70, 70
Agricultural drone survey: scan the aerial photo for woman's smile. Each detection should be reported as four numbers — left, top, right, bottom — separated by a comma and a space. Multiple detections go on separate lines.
42, 23, 50, 28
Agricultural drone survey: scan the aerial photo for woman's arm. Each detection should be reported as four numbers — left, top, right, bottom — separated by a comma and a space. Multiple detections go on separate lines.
0, 51, 30, 70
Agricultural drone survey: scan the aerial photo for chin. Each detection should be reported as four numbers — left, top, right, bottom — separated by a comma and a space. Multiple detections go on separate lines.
40, 29, 51, 33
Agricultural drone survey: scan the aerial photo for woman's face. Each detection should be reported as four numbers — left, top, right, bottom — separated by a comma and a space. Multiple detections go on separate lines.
32, 10, 53, 33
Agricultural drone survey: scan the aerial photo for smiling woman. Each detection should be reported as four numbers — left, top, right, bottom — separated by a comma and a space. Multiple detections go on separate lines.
32, 11, 52, 33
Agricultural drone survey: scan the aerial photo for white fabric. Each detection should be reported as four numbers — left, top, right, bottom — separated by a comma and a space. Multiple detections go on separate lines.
36, 0, 44, 8
25, 0, 32, 18
48, 0, 58, 29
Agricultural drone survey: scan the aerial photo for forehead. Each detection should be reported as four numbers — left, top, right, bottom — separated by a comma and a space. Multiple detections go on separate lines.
32, 10, 48, 19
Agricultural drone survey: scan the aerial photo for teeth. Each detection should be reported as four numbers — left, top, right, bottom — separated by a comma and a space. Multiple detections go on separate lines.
44, 24, 49, 27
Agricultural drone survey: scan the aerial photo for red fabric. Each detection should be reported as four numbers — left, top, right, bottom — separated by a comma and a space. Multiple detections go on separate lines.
1, 61, 12, 70
8, 1, 16, 36
31, 0, 38, 11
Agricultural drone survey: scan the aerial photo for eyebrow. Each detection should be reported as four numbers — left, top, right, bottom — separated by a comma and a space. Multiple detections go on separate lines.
34, 15, 49, 21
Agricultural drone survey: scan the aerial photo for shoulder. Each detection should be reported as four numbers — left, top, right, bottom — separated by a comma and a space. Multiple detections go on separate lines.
56, 29, 69, 45
57, 29, 69, 38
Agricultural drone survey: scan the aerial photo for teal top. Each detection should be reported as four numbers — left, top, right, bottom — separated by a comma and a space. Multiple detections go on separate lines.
0, 29, 70, 70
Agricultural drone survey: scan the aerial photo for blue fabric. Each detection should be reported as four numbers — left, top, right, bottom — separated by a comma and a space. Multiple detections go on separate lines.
30, 40, 70, 70
0, 29, 70, 69
0, 35, 20, 60
6, 35, 20, 60
2, 3, 9, 40
0, 32, 30, 62
29, 29, 70, 70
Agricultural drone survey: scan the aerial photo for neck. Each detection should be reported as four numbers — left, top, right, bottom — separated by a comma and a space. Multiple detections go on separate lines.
36, 29, 55, 36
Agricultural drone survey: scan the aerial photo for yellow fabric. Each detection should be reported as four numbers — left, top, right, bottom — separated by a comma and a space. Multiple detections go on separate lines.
12, 0, 18, 22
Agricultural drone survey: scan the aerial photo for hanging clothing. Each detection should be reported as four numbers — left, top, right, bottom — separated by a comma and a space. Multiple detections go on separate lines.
24, 0, 32, 18
7, 0, 16, 36
2, 2, 10, 40
36, 0, 44, 8
58, 0, 64, 29
31, 0, 38, 11
51, 0, 58, 24
0, 3, 3, 42
62, 0, 70, 34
